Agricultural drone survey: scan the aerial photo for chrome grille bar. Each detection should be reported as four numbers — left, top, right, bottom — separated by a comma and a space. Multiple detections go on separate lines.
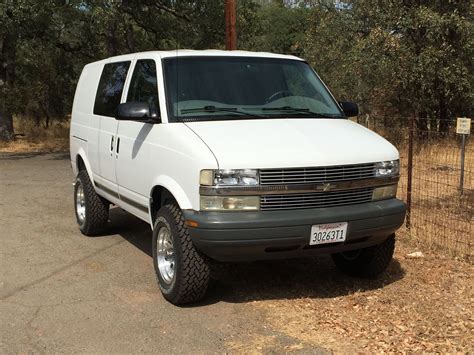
260, 188, 373, 211
199, 176, 398, 196
260, 163, 376, 185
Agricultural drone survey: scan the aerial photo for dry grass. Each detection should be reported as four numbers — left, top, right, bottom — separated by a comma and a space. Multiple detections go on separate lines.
395, 139, 473, 261
221, 240, 473, 353
0, 117, 69, 153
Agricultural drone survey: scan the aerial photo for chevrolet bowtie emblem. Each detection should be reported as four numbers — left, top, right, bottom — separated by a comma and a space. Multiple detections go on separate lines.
320, 183, 335, 192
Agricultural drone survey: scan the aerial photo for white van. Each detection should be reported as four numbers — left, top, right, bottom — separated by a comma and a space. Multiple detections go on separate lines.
70, 50, 406, 304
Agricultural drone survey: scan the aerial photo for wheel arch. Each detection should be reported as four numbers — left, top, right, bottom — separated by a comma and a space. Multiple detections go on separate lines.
75, 149, 94, 186
149, 176, 193, 226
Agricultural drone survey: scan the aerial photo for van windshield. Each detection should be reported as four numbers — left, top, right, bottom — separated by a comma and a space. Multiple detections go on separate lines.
163, 56, 344, 122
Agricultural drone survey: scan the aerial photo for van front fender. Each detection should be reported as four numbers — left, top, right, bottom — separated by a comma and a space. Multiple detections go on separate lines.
75, 149, 95, 186
149, 175, 193, 212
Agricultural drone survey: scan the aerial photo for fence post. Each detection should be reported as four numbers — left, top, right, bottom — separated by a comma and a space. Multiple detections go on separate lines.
406, 115, 414, 228
456, 117, 471, 195
460, 134, 466, 195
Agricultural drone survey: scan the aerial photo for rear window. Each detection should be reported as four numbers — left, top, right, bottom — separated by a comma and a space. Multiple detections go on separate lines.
93, 61, 131, 117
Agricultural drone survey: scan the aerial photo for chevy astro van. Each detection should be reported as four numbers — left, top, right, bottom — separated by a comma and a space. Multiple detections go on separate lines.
70, 50, 406, 305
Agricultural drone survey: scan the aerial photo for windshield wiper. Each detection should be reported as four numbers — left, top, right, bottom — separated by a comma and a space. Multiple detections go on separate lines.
180, 105, 263, 118
261, 106, 337, 118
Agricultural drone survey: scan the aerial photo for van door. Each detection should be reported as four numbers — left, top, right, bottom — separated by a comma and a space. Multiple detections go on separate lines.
93, 61, 131, 199
115, 59, 160, 217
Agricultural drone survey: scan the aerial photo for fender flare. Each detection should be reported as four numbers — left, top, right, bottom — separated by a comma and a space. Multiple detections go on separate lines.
148, 175, 193, 220
75, 149, 95, 186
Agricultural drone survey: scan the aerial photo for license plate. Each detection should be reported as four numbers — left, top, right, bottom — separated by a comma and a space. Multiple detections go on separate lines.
309, 222, 348, 246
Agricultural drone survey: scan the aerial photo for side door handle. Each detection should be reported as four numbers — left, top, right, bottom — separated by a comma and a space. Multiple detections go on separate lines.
110, 136, 114, 151
116, 137, 120, 156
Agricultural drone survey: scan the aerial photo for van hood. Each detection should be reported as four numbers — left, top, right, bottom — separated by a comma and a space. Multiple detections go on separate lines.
185, 119, 399, 169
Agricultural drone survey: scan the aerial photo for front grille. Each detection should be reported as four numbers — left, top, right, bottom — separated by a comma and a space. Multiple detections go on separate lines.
260, 188, 373, 211
260, 163, 376, 185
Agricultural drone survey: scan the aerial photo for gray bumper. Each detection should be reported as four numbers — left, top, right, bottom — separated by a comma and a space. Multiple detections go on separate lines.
183, 198, 406, 262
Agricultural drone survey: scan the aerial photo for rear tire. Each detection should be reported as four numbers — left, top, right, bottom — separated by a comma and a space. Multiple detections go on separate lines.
331, 234, 395, 278
74, 170, 109, 236
152, 204, 210, 305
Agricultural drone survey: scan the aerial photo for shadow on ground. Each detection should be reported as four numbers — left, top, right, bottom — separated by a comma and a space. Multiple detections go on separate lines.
203, 257, 404, 305
105, 207, 406, 306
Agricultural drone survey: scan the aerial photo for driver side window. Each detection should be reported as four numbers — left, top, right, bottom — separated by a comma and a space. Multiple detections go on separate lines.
127, 59, 159, 116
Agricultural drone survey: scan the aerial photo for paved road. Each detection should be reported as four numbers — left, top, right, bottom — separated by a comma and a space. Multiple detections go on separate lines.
0, 152, 328, 353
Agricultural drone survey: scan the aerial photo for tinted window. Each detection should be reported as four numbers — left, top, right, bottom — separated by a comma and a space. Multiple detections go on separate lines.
163, 57, 343, 122
127, 59, 159, 115
94, 61, 131, 117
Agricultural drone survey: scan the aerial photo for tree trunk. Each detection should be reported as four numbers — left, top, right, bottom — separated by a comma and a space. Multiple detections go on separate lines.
0, 34, 16, 142
0, 109, 14, 142
416, 111, 428, 140
41, 105, 51, 129
438, 95, 450, 135
34, 112, 41, 126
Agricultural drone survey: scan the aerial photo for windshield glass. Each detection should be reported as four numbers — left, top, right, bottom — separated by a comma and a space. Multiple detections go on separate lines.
163, 56, 344, 122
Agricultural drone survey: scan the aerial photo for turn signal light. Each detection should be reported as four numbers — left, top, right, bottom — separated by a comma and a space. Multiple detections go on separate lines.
185, 220, 199, 228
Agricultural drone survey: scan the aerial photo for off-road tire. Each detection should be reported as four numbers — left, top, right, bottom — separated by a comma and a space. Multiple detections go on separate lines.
152, 204, 210, 305
331, 234, 395, 278
74, 170, 109, 236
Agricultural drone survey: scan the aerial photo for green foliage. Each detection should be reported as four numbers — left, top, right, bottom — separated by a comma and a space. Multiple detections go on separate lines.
0, 0, 238, 136
0, 0, 472, 140
304, 0, 473, 124
243, 0, 310, 55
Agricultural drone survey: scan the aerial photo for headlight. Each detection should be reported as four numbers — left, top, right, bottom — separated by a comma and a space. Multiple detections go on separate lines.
200, 169, 259, 186
200, 196, 260, 211
372, 185, 398, 201
375, 160, 399, 177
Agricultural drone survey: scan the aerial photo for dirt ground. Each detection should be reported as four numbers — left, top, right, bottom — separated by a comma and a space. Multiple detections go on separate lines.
1, 152, 472, 353
0, 118, 69, 154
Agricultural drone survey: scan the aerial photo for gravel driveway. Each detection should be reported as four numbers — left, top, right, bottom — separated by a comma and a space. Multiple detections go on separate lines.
1, 152, 472, 353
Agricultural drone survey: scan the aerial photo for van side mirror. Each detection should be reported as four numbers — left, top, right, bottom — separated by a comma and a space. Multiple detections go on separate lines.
339, 101, 359, 117
116, 102, 160, 123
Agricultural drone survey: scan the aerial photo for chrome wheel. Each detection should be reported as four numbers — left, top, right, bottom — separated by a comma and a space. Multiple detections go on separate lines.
157, 225, 175, 284
75, 182, 86, 224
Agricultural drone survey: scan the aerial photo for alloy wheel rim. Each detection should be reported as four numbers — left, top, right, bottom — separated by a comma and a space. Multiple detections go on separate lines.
157, 226, 175, 284
75, 182, 86, 224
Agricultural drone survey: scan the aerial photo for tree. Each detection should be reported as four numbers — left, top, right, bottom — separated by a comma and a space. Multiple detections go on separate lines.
387, 0, 473, 132
0, 1, 53, 141
243, 0, 310, 55
0, 0, 235, 141
304, 0, 473, 131
0, 0, 84, 140
1, 0, 471, 142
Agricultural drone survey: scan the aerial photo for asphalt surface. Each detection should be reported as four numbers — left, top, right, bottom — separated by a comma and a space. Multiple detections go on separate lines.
0, 152, 328, 353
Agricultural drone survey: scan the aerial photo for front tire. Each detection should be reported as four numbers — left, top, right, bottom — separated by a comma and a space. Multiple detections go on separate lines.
74, 170, 109, 236
331, 234, 395, 278
152, 204, 210, 305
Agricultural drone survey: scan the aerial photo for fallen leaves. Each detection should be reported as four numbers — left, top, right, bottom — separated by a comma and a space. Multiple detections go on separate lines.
248, 241, 473, 353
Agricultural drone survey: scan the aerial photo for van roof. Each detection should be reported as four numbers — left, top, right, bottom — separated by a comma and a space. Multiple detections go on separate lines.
86, 50, 304, 66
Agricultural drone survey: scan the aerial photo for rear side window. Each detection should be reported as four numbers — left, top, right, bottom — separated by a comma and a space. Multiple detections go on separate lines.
127, 59, 159, 114
94, 61, 131, 117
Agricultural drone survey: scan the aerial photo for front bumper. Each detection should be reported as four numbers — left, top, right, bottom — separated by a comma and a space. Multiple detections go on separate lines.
184, 198, 406, 262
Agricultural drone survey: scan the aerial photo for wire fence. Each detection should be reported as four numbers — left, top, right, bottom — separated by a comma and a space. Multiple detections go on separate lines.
358, 116, 473, 261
